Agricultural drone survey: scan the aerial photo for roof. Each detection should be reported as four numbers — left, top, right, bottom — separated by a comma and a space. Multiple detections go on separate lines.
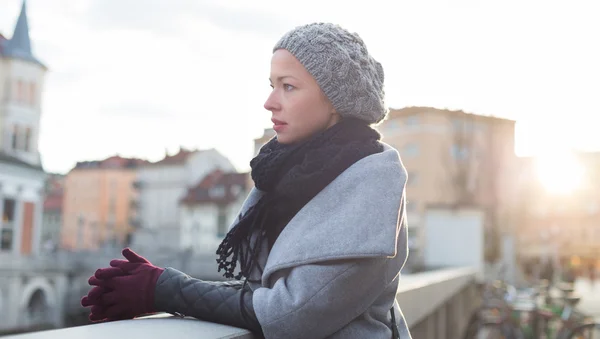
0, 151, 43, 171
73, 155, 149, 170
180, 170, 249, 205
0, 0, 45, 68
153, 147, 196, 166
387, 106, 515, 124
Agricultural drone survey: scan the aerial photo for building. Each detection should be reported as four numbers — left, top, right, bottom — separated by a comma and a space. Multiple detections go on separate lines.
61, 156, 148, 251
0, 1, 48, 256
379, 107, 517, 264
0, 2, 69, 333
253, 106, 518, 266
131, 147, 235, 252
178, 170, 249, 254
41, 173, 64, 252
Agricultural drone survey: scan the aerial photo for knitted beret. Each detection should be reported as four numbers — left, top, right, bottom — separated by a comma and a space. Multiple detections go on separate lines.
273, 22, 388, 124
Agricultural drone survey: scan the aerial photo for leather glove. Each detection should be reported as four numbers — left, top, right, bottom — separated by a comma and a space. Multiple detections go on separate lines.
87, 248, 165, 320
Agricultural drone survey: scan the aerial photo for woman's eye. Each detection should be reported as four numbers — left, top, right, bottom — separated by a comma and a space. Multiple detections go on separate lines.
284, 84, 294, 91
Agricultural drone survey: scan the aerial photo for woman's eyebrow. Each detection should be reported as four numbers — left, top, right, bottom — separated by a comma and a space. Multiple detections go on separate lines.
269, 75, 300, 83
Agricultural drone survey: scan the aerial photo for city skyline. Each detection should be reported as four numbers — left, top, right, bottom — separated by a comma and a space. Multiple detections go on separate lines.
1, 0, 598, 174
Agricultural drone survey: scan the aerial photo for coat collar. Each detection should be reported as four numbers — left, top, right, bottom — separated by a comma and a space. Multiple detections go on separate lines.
238, 143, 408, 284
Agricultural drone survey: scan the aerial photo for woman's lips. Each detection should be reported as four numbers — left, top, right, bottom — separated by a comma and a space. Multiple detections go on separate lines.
272, 119, 287, 132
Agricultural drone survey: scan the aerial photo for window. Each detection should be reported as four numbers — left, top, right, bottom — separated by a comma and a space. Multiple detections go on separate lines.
29, 83, 36, 106
210, 186, 226, 198
16, 79, 25, 103
451, 118, 465, 131
12, 125, 19, 150
452, 117, 487, 133
402, 143, 419, 158
24, 127, 31, 152
1, 199, 16, 251
382, 120, 400, 131
77, 215, 85, 245
217, 207, 228, 237
0, 228, 12, 250
2, 199, 16, 225
451, 144, 469, 160
405, 115, 419, 126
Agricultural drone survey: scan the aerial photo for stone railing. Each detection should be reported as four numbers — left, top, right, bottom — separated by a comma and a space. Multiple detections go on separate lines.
2, 267, 479, 339
397, 267, 480, 339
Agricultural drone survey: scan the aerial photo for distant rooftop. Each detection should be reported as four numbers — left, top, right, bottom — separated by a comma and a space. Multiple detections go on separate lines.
387, 106, 515, 124
73, 155, 149, 170
153, 147, 197, 166
180, 169, 249, 205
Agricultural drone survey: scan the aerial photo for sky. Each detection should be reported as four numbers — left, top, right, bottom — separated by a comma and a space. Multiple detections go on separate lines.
1, 0, 598, 174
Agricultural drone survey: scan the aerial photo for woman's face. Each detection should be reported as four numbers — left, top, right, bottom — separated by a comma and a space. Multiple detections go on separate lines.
264, 49, 340, 144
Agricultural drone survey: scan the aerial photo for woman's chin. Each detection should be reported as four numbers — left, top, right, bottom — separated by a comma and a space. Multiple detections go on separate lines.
276, 133, 293, 144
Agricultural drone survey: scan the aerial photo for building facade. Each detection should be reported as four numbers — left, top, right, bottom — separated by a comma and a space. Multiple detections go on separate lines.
179, 170, 249, 254
61, 156, 147, 251
379, 107, 517, 264
0, 1, 47, 256
131, 147, 235, 252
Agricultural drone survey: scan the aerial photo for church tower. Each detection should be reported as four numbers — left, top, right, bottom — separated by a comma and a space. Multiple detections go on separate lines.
0, 0, 46, 167
0, 0, 47, 255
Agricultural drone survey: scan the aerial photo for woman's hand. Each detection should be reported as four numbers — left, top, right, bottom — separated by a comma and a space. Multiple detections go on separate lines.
81, 248, 165, 321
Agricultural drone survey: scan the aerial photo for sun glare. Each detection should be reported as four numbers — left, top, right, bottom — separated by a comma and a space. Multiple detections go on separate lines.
535, 150, 585, 194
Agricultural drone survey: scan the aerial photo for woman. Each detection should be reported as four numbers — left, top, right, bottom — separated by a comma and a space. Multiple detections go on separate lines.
81, 22, 412, 339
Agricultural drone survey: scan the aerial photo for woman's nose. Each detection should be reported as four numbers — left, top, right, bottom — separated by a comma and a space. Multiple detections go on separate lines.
264, 90, 280, 111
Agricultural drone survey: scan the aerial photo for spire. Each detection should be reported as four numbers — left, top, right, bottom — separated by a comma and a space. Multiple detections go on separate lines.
9, 0, 32, 55
2, 0, 44, 67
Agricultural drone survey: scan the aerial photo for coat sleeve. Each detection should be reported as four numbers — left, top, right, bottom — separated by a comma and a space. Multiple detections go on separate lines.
153, 268, 263, 335
253, 256, 400, 339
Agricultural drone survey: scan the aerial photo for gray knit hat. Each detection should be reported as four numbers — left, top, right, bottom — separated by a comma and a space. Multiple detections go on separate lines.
273, 22, 387, 124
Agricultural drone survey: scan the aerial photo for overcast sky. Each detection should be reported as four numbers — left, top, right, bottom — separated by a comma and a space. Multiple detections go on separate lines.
1, 0, 598, 174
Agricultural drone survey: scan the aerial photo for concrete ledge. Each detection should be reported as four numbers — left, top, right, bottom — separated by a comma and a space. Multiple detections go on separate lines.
396, 267, 478, 327
4, 313, 254, 339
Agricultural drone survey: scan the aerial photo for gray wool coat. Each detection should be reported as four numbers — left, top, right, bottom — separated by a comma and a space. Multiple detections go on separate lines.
154, 143, 412, 339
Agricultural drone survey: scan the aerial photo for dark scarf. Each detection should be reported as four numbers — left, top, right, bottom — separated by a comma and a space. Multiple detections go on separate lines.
216, 118, 384, 280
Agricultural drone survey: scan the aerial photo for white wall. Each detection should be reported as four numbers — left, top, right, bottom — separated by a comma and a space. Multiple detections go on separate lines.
180, 205, 219, 253
178, 190, 248, 255
184, 149, 235, 186
0, 58, 46, 166
0, 163, 45, 200
134, 150, 236, 251
423, 207, 485, 280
